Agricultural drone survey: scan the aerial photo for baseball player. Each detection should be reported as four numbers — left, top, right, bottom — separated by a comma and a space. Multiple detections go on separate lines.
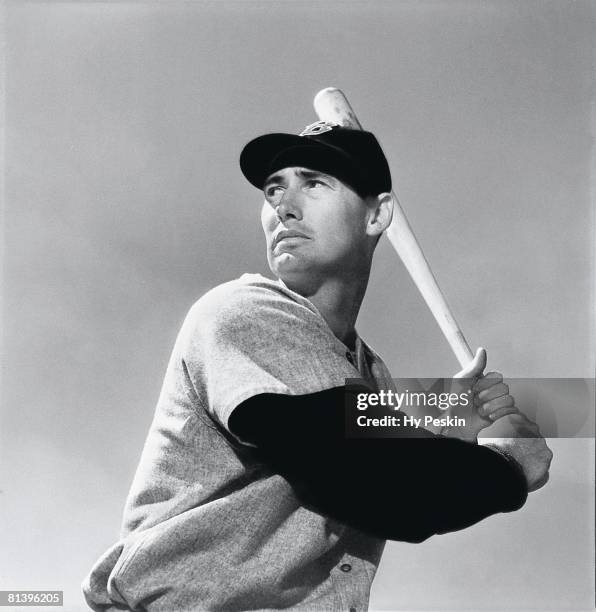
82, 121, 552, 611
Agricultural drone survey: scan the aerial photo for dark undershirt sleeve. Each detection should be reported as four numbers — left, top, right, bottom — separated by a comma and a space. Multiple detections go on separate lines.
228, 386, 528, 543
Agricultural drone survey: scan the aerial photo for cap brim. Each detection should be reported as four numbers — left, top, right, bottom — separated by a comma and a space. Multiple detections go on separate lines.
240, 133, 336, 191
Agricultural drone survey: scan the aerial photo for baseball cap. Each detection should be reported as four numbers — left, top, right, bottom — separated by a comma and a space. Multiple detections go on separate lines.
239, 121, 392, 198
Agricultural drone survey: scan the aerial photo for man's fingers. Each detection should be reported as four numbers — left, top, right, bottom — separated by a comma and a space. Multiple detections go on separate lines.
475, 382, 510, 404
477, 394, 514, 417
485, 404, 517, 421
454, 347, 487, 379
472, 371, 503, 392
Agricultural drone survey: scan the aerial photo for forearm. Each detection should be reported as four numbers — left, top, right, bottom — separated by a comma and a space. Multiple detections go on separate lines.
229, 387, 528, 542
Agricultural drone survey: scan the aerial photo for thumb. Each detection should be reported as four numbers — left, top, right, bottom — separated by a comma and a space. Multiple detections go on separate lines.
454, 347, 486, 379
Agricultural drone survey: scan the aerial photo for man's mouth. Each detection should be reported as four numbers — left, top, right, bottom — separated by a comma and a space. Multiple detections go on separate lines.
273, 230, 310, 248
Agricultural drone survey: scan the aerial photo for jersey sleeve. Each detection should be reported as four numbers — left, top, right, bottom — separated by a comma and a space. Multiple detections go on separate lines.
230, 388, 529, 542
176, 279, 356, 435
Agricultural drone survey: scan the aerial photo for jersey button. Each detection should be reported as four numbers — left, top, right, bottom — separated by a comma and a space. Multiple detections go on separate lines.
345, 351, 355, 364
340, 563, 352, 572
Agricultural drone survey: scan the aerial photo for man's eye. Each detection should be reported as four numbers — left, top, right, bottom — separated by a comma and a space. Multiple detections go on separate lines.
265, 185, 284, 197
306, 179, 326, 188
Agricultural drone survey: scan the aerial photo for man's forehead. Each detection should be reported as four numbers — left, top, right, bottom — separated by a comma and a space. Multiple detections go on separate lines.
263, 167, 338, 187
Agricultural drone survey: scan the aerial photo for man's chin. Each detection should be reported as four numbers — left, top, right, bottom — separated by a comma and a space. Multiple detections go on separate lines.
270, 252, 305, 272
269, 255, 316, 283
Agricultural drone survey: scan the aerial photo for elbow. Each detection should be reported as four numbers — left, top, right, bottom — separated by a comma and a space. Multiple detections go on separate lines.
391, 527, 435, 544
383, 516, 437, 543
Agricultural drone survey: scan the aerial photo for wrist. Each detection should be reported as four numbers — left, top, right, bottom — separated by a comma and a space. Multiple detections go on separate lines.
440, 425, 477, 443
482, 443, 528, 489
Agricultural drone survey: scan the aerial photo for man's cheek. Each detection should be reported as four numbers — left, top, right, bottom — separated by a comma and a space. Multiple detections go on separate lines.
260, 204, 276, 233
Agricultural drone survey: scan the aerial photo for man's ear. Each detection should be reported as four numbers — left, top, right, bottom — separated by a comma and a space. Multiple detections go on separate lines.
365, 192, 394, 237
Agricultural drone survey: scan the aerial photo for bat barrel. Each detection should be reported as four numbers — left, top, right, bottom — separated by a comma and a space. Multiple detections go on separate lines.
313, 88, 363, 130
386, 195, 474, 368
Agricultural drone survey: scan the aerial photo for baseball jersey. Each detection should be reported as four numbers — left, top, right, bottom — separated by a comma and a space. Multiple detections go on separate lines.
82, 273, 397, 611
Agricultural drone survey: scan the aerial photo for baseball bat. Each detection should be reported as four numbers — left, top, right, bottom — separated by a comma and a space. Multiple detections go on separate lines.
314, 87, 473, 368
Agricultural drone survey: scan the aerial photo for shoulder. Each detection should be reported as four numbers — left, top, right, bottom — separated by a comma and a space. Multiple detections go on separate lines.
180, 273, 322, 344
188, 273, 304, 321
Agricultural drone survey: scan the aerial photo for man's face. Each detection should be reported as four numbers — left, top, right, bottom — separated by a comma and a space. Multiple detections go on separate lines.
260, 166, 372, 284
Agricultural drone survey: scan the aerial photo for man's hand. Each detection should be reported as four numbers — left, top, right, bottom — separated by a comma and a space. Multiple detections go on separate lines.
440, 347, 553, 492
442, 347, 518, 442
479, 413, 553, 492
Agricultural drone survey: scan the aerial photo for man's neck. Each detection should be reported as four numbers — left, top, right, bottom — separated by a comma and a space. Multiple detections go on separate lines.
281, 270, 370, 349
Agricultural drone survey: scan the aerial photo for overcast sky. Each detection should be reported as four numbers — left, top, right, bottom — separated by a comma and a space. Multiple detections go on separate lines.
2, 2, 594, 610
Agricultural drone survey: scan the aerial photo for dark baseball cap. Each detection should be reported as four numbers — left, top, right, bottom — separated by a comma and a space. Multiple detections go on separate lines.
239, 121, 392, 198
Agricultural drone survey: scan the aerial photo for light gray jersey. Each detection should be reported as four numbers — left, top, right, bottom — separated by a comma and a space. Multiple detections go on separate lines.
83, 273, 395, 611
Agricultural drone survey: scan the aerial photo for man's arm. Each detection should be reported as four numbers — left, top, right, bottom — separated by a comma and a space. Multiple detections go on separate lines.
229, 386, 528, 543
443, 348, 553, 493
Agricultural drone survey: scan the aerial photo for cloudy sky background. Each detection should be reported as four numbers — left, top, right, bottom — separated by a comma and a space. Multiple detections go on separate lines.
2, 1, 594, 610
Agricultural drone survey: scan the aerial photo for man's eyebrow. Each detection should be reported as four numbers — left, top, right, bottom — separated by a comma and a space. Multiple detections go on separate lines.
263, 168, 336, 190
263, 172, 285, 189
296, 169, 336, 182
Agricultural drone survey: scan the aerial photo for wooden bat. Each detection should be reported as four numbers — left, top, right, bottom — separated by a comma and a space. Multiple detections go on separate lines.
314, 87, 473, 368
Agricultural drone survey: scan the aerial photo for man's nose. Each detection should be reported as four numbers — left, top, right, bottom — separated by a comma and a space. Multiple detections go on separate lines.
275, 186, 303, 221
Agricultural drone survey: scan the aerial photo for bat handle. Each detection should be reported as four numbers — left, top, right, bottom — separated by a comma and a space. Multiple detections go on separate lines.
444, 321, 474, 368
314, 87, 476, 370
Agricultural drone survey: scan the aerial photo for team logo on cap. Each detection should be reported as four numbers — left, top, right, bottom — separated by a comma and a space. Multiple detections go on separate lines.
299, 120, 339, 136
